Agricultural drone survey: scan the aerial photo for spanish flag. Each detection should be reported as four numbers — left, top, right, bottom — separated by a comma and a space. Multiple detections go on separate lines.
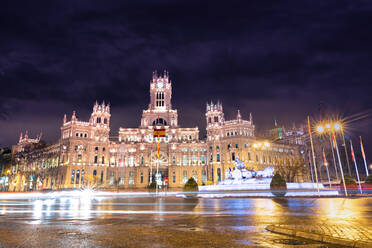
153, 128, 166, 137
360, 136, 366, 160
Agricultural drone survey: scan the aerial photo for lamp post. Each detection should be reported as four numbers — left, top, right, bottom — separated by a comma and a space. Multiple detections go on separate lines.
316, 122, 348, 196
341, 126, 351, 175
316, 125, 339, 181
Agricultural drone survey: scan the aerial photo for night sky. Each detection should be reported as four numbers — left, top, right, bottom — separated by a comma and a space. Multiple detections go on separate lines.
1, 1, 372, 160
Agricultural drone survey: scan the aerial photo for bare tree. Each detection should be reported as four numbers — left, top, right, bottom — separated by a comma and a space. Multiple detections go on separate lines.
275, 156, 308, 182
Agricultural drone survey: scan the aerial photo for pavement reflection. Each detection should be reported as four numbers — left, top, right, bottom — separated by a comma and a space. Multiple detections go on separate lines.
0, 192, 370, 247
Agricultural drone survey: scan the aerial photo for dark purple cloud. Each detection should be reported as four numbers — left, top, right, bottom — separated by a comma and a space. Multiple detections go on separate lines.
1, 0, 372, 161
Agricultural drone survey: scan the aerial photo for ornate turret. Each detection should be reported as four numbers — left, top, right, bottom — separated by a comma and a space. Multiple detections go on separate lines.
237, 110, 241, 121
206, 100, 224, 127
71, 111, 77, 121
90, 101, 111, 127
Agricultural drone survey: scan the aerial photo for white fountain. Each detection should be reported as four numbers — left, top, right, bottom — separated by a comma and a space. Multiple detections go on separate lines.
198, 157, 335, 196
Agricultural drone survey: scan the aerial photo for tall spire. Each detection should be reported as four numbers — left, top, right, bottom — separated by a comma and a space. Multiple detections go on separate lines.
72, 111, 76, 121
274, 119, 278, 127
25, 130, 29, 139
19, 132, 23, 142
63, 114, 67, 124
249, 112, 253, 123
237, 109, 241, 120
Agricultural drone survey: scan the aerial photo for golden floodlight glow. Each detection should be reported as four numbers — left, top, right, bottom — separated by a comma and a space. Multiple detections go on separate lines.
263, 141, 270, 147
316, 125, 324, 133
334, 123, 341, 131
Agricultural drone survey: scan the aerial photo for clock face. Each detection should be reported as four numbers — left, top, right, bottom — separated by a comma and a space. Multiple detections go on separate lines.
156, 80, 164, 88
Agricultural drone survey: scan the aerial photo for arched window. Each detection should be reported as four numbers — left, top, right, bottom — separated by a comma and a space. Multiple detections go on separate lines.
76, 170, 80, 184
97, 117, 101, 123
81, 170, 85, 184
152, 118, 167, 126
214, 116, 218, 122
172, 171, 176, 183
71, 170, 75, 184
100, 171, 104, 184
141, 156, 144, 165
216, 153, 220, 162
94, 155, 98, 163
93, 170, 97, 176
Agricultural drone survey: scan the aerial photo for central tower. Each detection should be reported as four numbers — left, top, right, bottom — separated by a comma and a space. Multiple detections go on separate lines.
149, 70, 172, 110
140, 70, 178, 128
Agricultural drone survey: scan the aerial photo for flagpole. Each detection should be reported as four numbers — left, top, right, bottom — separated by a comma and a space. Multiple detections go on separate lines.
323, 148, 331, 187
307, 116, 320, 196
333, 132, 348, 196
156, 138, 160, 195
340, 126, 351, 175
350, 140, 362, 194
150, 147, 153, 184
308, 151, 314, 183
329, 135, 339, 181
360, 136, 369, 177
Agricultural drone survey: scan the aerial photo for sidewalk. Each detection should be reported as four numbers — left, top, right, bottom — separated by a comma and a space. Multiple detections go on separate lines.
266, 224, 372, 248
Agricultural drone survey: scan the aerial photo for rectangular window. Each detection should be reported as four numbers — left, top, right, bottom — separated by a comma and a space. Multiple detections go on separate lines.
94, 155, 98, 163
183, 155, 187, 165
235, 144, 238, 148
232, 152, 235, 161
248, 152, 251, 160
182, 170, 188, 184
129, 171, 134, 185
217, 168, 221, 182
216, 153, 220, 162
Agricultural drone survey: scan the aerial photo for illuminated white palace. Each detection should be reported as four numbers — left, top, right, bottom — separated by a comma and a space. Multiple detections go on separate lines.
10, 71, 306, 191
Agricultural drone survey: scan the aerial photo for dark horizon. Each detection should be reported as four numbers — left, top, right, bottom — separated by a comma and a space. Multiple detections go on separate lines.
1, 1, 372, 160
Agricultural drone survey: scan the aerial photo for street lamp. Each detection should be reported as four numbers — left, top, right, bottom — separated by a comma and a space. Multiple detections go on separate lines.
316, 121, 348, 196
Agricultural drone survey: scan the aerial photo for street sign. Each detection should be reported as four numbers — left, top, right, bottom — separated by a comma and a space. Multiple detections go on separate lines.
164, 178, 169, 184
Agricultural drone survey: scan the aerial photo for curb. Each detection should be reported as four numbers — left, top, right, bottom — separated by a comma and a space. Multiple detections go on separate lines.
266, 225, 372, 248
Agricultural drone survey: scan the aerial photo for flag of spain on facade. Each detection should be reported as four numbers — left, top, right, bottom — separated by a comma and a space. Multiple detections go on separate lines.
153, 128, 166, 158
153, 128, 166, 137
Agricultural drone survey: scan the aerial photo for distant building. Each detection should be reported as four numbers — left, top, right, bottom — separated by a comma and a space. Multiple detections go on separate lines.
10, 71, 308, 191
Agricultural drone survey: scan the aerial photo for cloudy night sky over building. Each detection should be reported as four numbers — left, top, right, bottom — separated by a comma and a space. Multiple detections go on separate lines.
1, 1, 372, 158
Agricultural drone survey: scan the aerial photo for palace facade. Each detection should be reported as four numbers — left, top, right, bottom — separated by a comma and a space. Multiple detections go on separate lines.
10, 71, 307, 191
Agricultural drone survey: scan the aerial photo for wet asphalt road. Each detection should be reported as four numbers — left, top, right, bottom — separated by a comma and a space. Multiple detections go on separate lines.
0, 192, 370, 248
